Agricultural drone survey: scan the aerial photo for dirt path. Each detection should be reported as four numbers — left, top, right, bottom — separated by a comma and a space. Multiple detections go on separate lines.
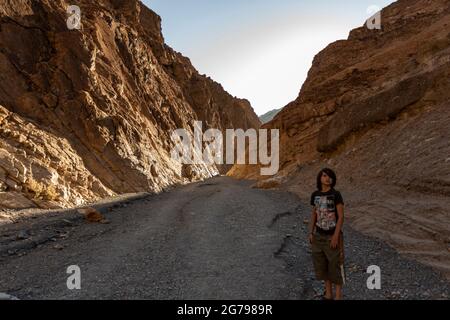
0, 177, 448, 299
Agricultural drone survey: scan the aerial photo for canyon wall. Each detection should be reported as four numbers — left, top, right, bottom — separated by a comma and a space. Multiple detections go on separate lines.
0, 0, 260, 209
229, 0, 450, 278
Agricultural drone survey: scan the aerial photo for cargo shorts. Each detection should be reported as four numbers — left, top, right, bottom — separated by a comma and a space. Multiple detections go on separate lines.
311, 232, 345, 285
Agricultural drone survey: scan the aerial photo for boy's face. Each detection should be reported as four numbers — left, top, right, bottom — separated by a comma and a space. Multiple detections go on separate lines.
321, 172, 332, 187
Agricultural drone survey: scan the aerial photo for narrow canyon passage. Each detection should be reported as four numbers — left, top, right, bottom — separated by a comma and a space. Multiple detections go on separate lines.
0, 177, 448, 299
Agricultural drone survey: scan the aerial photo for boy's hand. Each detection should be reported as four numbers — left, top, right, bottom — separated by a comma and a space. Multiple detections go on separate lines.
309, 234, 314, 244
330, 234, 339, 249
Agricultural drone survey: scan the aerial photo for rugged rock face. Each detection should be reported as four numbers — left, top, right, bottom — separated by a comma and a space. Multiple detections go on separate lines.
229, 0, 450, 278
0, 0, 260, 209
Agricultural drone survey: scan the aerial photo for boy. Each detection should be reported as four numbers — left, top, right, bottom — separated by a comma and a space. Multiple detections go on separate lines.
309, 168, 345, 300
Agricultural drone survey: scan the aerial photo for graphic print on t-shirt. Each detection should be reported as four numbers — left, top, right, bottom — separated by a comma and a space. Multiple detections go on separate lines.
313, 195, 337, 231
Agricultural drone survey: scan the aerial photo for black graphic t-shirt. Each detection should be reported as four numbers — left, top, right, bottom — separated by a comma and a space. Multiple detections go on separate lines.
310, 189, 344, 233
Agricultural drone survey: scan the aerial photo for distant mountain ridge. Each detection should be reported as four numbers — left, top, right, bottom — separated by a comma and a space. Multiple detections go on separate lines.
259, 108, 282, 124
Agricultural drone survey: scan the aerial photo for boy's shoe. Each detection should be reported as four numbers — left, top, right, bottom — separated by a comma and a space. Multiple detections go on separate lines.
321, 291, 333, 300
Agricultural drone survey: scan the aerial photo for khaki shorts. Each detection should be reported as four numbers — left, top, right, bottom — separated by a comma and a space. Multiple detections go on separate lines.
311, 232, 345, 285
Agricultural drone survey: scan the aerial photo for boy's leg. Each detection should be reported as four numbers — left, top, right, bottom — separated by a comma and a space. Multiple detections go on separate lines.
335, 232, 345, 300
335, 284, 342, 300
323, 242, 344, 297
312, 234, 332, 299
325, 280, 333, 299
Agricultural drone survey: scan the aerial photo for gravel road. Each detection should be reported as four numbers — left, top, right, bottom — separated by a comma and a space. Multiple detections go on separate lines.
0, 176, 448, 300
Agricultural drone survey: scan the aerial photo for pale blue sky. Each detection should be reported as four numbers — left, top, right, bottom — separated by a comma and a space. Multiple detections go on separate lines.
142, 0, 395, 115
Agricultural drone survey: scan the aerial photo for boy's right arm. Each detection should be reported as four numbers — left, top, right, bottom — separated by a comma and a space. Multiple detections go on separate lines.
308, 208, 317, 244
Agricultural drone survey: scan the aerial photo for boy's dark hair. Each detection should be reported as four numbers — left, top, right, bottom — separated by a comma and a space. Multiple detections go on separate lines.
316, 168, 337, 191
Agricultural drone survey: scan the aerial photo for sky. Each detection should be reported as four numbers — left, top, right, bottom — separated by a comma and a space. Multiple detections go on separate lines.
142, 0, 396, 116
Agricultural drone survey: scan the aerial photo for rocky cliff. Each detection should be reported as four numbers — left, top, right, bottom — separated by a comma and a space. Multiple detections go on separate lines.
229, 0, 450, 278
0, 0, 260, 209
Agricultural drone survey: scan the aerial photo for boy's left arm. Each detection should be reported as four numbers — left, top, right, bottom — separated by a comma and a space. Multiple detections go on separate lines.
331, 203, 344, 249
